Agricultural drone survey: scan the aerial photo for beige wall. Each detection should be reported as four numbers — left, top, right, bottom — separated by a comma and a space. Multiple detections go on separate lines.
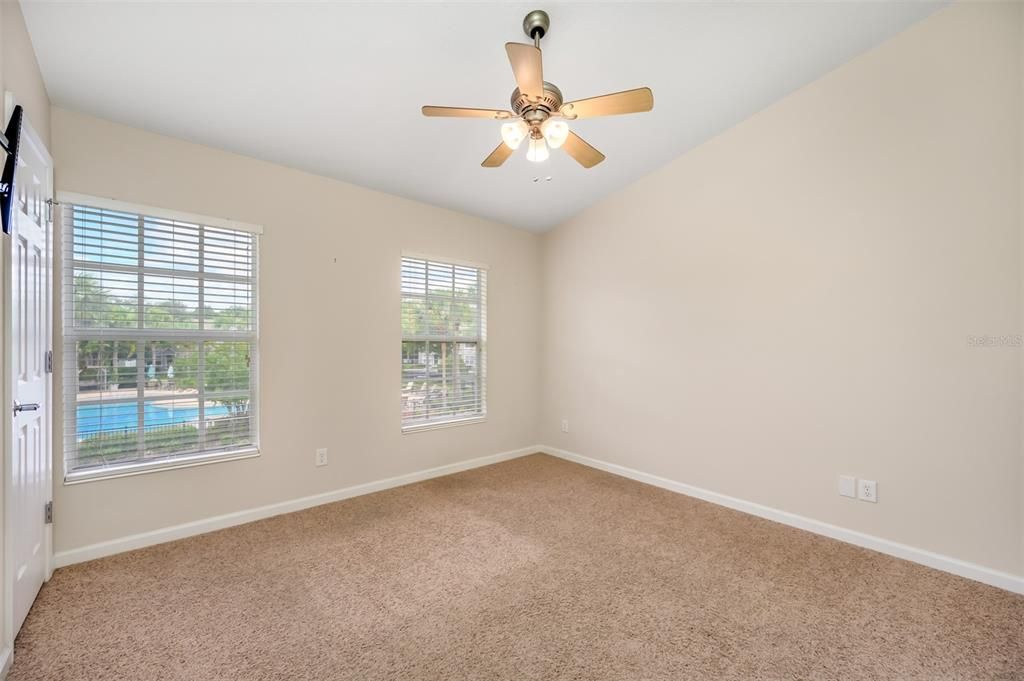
50, 107, 542, 553
540, 2, 1024, 576
1, 1, 49, 147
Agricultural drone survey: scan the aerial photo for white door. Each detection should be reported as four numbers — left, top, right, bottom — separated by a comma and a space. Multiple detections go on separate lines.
5, 101, 53, 636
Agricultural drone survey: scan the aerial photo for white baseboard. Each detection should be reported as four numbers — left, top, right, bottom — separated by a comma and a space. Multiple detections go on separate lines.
541, 445, 1024, 595
0, 646, 11, 680
53, 446, 539, 569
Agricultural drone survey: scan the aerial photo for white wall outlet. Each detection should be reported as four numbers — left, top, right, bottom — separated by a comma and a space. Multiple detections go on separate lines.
839, 475, 856, 498
560, 418, 569, 433
315, 448, 328, 467
858, 479, 877, 503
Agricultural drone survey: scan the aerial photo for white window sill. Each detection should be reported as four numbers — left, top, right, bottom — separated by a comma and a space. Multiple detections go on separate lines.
64, 447, 260, 485
401, 416, 486, 434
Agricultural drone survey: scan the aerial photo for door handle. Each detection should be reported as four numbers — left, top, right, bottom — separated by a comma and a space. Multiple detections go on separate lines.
13, 401, 40, 415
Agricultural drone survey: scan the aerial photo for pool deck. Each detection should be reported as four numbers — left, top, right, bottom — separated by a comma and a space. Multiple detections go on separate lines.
77, 388, 198, 403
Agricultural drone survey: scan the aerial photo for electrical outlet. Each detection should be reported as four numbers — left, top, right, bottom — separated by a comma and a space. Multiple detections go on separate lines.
839, 475, 856, 498
315, 448, 328, 467
858, 479, 877, 503
561, 418, 569, 433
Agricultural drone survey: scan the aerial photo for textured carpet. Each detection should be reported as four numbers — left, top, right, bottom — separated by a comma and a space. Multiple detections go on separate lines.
9, 454, 1024, 680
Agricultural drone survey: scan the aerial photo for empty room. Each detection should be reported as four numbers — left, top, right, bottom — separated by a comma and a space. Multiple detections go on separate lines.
0, 0, 1020, 679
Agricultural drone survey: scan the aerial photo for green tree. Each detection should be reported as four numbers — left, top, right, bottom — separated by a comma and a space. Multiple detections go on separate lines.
73, 273, 137, 390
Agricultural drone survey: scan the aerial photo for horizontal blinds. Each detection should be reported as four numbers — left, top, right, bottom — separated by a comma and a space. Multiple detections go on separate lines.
401, 256, 487, 429
63, 202, 258, 475
57, 192, 263, 235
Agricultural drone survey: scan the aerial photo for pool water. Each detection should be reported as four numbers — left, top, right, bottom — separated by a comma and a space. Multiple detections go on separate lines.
77, 401, 230, 438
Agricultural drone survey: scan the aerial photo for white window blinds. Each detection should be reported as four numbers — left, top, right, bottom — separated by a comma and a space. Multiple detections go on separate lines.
62, 200, 259, 478
401, 256, 486, 430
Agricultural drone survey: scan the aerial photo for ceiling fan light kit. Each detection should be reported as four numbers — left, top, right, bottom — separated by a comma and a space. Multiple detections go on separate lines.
422, 9, 654, 169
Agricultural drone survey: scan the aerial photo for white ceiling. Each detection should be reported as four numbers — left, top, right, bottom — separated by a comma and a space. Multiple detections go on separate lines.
23, 1, 943, 232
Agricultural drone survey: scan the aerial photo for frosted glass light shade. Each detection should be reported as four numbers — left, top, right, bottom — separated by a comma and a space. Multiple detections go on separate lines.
541, 118, 569, 149
501, 120, 529, 150
526, 137, 549, 162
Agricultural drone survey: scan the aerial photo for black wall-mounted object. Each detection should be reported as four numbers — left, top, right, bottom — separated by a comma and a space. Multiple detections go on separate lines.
0, 104, 24, 235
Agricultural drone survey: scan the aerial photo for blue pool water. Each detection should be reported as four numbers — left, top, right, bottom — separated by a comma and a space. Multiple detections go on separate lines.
77, 402, 230, 438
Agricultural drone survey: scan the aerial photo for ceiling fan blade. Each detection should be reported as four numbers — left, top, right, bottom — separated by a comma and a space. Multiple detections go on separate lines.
561, 87, 654, 119
422, 106, 513, 119
505, 43, 544, 100
482, 142, 514, 168
562, 131, 605, 168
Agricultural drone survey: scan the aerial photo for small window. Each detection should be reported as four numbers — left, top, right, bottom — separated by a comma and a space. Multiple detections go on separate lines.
401, 256, 486, 431
62, 199, 260, 480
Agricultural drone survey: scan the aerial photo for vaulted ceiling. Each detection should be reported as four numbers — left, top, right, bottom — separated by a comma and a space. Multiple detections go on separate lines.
23, 1, 943, 231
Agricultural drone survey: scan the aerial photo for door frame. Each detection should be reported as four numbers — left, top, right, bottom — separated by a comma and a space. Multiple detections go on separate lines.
1, 92, 54, 672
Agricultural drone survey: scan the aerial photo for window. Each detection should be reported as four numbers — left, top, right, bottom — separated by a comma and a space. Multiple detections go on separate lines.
62, 197, 259, 480
401, 256, 486, 431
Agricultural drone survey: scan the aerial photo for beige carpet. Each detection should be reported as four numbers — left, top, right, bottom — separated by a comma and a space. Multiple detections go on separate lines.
10, 454, 1024, 680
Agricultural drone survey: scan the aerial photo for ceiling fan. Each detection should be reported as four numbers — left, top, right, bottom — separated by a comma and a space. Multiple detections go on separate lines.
421, 9, 653, 169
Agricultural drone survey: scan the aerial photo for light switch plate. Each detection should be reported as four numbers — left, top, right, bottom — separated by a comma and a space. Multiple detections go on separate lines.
839, 475, 856, 498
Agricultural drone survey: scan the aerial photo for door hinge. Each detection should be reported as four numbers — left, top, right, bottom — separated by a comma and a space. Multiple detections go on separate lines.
45, 349, 52, 374
45, 198, 58, 224
44, 501, 53, 525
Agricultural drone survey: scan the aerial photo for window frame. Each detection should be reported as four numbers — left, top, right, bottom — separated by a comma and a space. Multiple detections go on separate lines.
400, 252, 487, 433
59, 192, 262, 483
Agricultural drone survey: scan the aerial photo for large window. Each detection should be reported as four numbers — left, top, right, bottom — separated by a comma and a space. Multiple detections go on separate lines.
62, 197, 259, 480
401, 256, 486, 430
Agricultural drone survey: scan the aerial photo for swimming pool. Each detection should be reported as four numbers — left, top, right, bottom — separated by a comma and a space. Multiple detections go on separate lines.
76, 402, 230, 439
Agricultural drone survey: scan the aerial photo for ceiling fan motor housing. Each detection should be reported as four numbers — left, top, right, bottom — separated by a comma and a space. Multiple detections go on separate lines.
511, 81, 563, 124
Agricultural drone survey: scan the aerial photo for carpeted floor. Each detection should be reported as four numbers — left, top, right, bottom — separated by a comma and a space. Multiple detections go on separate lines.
9, 454, 1024, 680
